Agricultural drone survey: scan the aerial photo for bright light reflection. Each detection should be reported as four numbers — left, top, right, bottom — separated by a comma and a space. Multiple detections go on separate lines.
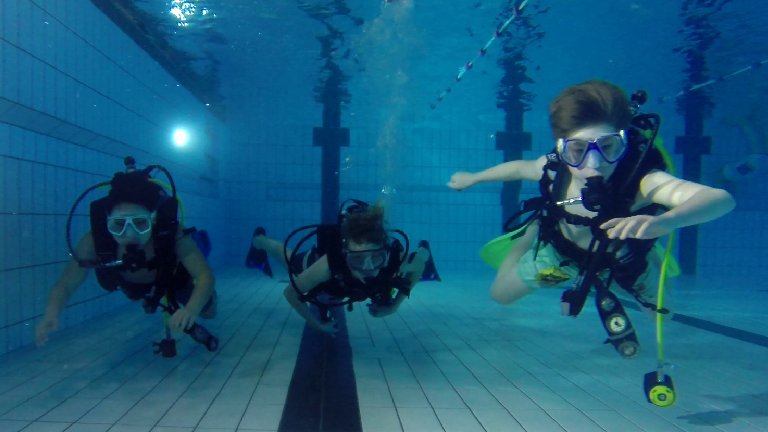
173, 129, 188, 146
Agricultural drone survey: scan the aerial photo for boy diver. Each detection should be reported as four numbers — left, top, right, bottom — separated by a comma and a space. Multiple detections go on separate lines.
36, 158, 217, 348
249, 200, 440, 335
448, 80, 735, 357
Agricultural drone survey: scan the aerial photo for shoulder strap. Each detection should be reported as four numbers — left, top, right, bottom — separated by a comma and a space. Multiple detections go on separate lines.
152, 196, 179, 262
88, 197, 118, 265
88, 197, 126, 291
316, 224, 347, 278
149, 197, 181, 304
538, 152, 559, 197
381, 239, 405, 279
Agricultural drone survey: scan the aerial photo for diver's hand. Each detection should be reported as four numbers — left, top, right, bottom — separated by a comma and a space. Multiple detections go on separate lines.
447, 172, 477, 191
367, 303, 397, 318
601, 215, 674, 240
312, 320, 338, 337
35, 313, 59, 347
170, 309, 198, 333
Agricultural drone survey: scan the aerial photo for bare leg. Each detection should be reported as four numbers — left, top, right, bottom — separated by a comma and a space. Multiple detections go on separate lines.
252, 235, 292, 271
400, 246, 430, 277
414, 246, 430, 262
489, 221, 540, 305
199, 290, 217, 319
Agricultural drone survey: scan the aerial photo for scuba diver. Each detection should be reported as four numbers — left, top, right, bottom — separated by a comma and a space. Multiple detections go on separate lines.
448, 80, 735, 359
35, 157, 219, 356
248, 200, 441, 334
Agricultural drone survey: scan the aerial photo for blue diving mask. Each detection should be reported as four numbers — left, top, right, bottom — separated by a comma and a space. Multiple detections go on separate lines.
557, 131, 629, 168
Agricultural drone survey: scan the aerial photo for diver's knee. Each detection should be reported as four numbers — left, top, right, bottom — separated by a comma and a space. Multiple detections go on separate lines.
491, 289, 516, 305
490, 267, 530, 305
490, 284, 527, 305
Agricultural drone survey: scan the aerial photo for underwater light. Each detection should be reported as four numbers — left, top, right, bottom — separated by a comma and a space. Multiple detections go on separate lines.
173, 129, 188, 146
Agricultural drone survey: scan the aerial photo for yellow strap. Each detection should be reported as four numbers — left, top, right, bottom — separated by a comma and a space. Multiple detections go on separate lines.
148, 179, 186, 226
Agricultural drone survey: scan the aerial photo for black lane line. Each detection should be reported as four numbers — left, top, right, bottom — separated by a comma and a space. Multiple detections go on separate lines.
619, 297, 768, 348
278, 305, 362, 432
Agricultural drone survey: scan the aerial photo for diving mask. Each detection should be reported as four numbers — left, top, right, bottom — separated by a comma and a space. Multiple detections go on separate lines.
557, 131, 628, 168
107, 215, 152, 236
345, 247, 389, 271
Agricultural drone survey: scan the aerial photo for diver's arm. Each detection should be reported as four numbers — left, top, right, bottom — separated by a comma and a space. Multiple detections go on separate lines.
283, 255, 332, 331
176, 234, 215, 316
474, 156, 547, 183
389, 255, 427, 311
44, 232, 94, 318
640, 170, 736, 229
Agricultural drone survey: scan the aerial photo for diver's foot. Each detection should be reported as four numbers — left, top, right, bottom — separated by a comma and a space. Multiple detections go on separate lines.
247, 227, 273, 278
417, 240, 441, 282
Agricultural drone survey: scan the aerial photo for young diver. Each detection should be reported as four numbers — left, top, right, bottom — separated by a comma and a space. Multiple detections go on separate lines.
249, 200, 440, 335
448, 80, 735, 357
36, 159, 217, 348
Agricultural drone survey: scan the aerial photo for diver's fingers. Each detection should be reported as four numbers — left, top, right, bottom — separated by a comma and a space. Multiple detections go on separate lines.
608, 220, 625, 239
606, 219, 626, 238
636, 219, 654, 239
600, 218, 623, 230
619, 219, 639, 240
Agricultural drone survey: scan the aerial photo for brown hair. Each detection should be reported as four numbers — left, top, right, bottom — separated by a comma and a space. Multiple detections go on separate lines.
341, 201, 388, 245
548, 80, 632, 140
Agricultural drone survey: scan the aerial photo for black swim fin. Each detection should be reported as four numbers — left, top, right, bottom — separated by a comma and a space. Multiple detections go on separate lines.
245, 227, 273, 278
417, 240, 441, 282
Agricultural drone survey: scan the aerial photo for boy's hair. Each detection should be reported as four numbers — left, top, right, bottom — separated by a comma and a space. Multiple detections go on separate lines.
341, 201, 388, 245
549, 80, 632, 140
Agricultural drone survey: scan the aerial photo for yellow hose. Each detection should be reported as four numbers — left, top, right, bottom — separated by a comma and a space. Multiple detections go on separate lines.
650, 134, 676, 368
